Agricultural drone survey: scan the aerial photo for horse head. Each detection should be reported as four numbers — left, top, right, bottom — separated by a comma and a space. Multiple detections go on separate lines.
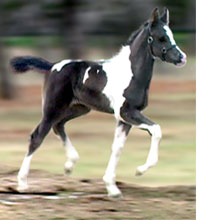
148, 8, 187, 67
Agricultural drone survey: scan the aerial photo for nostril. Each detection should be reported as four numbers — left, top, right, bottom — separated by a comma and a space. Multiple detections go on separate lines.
175, 50, 187, 67
178, 52, 187, 66
179, 54, 183, 60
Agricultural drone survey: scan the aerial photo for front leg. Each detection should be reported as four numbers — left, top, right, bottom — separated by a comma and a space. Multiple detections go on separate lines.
103, 121, 131, 198
121, 108, 162, 176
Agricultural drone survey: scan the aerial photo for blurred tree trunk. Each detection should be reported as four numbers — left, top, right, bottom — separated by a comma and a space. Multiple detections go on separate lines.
61, 0, 84, 59
0, 5, 13, 99
0, 46, 13, 99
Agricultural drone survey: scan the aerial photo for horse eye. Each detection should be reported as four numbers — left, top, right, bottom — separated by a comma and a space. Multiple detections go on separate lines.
159, 36, 166, 42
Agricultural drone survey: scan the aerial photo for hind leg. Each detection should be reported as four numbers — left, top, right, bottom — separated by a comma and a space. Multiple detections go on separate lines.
18, 72, 77, 190
53, 104, 90, 175
54, 123, 79, 175
53, 121, 80, 175
17, 118, 53, 191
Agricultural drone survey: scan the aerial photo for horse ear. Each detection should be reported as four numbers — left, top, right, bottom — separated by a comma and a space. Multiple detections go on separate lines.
161, 7, 169, 25
150, 7, 160, 24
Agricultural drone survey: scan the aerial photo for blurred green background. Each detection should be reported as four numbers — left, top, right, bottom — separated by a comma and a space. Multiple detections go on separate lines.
0, 0, 195, 186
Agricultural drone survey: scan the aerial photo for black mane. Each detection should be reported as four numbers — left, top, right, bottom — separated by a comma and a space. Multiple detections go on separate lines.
125, 21, 149, 45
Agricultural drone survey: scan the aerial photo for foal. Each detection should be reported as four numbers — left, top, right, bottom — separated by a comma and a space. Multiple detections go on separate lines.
11, 8, 186, 197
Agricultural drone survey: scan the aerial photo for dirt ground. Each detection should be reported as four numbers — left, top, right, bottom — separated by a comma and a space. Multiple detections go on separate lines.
0, 168, 195, 220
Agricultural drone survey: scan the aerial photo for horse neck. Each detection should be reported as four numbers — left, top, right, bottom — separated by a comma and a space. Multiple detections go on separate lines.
129, 28, 155, 88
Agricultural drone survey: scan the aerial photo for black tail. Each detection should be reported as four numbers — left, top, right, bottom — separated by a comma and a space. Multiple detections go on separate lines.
10, 56, 53, 74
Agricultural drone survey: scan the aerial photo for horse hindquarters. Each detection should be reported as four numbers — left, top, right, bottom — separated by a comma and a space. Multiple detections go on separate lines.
18, 70, 75, 191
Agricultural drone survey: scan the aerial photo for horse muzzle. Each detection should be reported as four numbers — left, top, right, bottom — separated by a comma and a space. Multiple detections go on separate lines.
175, 52, 187, 67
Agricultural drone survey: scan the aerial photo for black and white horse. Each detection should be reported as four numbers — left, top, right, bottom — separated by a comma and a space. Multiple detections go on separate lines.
10, 8, 186, 197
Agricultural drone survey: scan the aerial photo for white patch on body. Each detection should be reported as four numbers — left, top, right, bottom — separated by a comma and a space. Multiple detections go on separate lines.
103, 122, 128, 197
102, 46, 133, 120
52, 59, 71, 72
83, 67, 91, 84
135, 123, 162, 176
164, 25, 186, 57
17, 154, 33, 191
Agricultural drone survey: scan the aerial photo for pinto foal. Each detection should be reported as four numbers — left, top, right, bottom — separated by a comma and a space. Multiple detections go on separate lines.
11, 8, 186, 197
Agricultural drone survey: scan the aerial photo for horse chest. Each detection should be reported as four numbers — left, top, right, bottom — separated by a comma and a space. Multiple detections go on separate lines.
78, 64, 132, 116
102, 57, 133, 118
123, 80, 149, 110
125, 88, 149, 110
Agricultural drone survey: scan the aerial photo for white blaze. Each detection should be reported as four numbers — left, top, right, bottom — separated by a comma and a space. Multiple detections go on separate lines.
163, 25, 176, 45
163, 25, 187, 59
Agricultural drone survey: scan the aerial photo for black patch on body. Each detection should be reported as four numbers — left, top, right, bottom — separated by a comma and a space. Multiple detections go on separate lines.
44, 61, 113, 118
123, 58, 154, 111
76, 62, 114, 113
83, 64, 106, 91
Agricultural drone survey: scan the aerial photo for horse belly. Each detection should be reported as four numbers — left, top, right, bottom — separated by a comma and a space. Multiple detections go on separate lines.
75, 87, 114, 114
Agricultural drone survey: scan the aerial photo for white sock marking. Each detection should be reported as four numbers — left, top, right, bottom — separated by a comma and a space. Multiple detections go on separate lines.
64, 137, 79, 174
103, 122, 128, 196
135, 124, 162, 176
18, 154, 33, 190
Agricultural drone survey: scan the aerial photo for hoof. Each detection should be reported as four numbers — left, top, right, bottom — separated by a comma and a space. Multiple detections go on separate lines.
17, 183, 29, 192
64, 167, 72, 176
17, 175, 29, 192
135, 165, 147, 177
135, 169, 143, 177
106, 184, 123, 199
108, 191, 123, 199
64, 161, 74, 176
